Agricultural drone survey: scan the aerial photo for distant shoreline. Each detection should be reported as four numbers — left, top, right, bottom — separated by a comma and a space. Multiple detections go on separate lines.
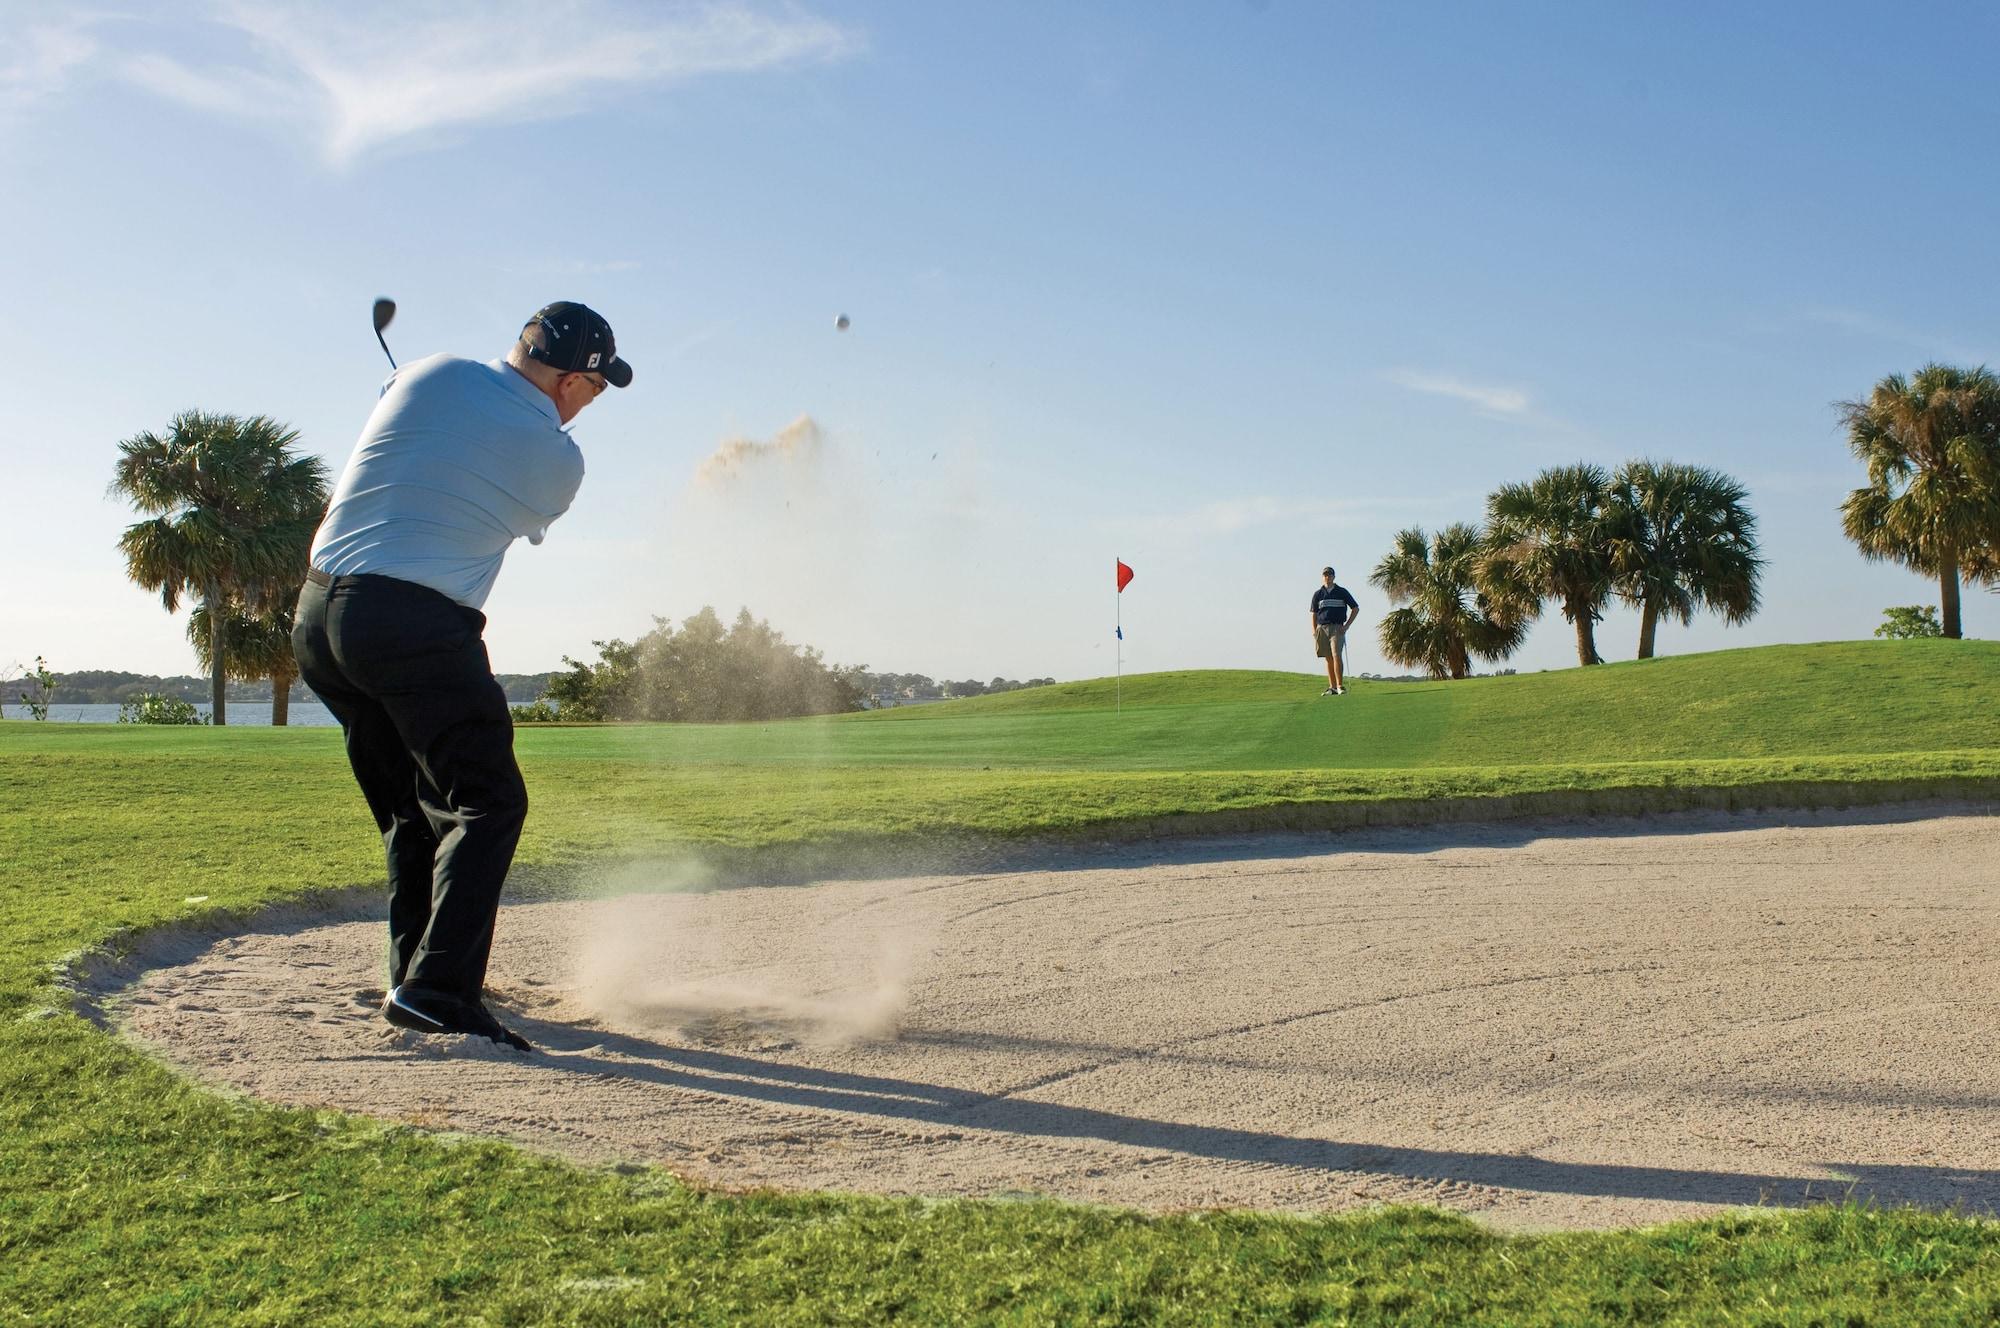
1, 701, 341, 727
1, 670, 555, 705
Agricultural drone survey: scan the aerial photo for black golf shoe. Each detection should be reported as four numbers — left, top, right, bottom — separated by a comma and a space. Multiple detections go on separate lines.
384, 984, 533, 1052
457, 1001, 535, 1053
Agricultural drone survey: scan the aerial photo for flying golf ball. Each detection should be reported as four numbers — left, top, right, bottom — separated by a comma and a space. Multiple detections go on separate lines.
834, 313, 850, 331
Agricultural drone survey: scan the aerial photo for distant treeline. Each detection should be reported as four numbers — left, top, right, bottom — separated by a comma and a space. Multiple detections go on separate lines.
13, 614, 1058, 726
854, 672, 1056, 704
5, 669, 555, 705
8, 656, 1062, 720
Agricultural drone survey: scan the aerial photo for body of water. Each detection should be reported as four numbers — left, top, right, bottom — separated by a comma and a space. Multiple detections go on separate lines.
1, 702, 341, 727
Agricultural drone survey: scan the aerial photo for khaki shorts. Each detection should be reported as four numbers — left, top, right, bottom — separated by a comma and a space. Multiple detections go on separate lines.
1314, 623, 1347, 659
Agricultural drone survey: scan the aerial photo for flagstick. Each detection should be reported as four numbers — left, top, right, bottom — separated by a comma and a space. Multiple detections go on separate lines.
1115, 582, 1122, 714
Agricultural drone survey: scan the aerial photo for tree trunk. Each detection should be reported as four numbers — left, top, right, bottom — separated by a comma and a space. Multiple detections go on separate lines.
271, 669, 291, 726
1941, 558, 1962, 639
1637, 602, 1659, 660
1571, 604, 1601, 666
207, 590, 228, 726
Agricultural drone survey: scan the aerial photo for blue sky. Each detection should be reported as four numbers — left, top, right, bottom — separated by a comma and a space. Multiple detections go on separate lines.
4, 1, 1996, 684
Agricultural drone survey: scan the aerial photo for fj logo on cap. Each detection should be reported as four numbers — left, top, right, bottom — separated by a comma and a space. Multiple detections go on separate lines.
587, 352, 601, 368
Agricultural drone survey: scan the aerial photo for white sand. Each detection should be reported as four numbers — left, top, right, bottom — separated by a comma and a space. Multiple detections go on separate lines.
111, 805, 2000, 1230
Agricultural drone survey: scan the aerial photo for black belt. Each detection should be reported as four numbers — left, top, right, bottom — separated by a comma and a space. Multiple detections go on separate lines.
302, 569, 474, 623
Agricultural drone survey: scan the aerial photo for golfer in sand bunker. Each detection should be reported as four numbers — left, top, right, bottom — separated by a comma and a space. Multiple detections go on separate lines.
293, 302, 631, 1052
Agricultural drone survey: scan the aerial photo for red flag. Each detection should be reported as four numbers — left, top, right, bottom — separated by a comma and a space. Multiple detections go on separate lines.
1116, 559, 1134, 593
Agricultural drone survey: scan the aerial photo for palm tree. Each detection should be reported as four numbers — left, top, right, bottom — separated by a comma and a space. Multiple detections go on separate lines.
200, 465, 325, 727
188, 603, 306, 725
1482, 463, 1618, 666
1838, 364, 2000, 639
1974, 542, 2000, 592
1372, 523, 1532, 679
111, 411, 328, 724
1605, 461, 1763, 659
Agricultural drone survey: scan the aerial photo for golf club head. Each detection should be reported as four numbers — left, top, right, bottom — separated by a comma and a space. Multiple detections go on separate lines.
371, 297, 398, 369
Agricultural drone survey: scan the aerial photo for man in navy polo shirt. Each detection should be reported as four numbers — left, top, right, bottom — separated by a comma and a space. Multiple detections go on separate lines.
294, 302, 631, 1051
1310, 565, 1360, 696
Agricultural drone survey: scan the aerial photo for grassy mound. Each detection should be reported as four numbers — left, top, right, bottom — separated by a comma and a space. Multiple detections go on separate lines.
514, 638, 2000, 772
858, 638, 2000, 762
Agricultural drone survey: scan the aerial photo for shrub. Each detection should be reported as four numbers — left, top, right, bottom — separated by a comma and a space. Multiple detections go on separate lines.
1874, 606, 1944, 639
550, 607, 864, 722
117, 693, 208, 725
15, 656, 56, 721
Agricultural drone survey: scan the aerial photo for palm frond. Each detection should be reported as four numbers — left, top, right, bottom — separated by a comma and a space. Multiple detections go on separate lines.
1606, 459, 1763, 639
1371, 522, 1529, 679
110, 408, 330, 638
188, 601, 301, 682
1839, 363, 2000, 584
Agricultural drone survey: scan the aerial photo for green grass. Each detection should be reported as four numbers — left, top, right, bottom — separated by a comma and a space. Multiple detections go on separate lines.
504, 639, 2000, 771
872, 639, 2000, 768
4, 639, 1999, 1324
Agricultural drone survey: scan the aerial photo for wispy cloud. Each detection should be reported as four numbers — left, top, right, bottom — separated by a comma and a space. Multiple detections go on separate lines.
7, 3, 859, 167
1114, 492, 1464, 540
1386, 369, 1532, 417
0, 19, 99, 116
1169, 496, 1302, 536
118, 49, 287, 118
1793, 306, 1992, 366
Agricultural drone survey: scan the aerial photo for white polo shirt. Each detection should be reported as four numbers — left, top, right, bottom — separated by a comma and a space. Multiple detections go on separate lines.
311, 355, 586, 610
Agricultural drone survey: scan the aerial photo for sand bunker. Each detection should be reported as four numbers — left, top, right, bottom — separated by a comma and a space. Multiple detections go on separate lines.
112, 805, 1999, 1230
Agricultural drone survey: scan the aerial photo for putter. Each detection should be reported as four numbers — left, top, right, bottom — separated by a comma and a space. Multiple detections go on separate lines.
372, 297, 398, 369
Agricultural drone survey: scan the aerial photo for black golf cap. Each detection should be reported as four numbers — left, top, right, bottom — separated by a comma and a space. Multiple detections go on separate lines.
521, 301, 633, 388
1322, 566, 1336, 576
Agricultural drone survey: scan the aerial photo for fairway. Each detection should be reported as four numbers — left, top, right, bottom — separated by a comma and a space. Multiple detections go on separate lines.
109, 804, 1999, 1232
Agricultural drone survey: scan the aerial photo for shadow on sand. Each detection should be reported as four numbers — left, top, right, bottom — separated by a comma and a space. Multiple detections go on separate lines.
504, 1014, 2000, 1217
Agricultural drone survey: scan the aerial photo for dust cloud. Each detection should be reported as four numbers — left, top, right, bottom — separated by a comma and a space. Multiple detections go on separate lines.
568, 860, 922, 1046
657, 410, 997, 680
692, 414, 825, 489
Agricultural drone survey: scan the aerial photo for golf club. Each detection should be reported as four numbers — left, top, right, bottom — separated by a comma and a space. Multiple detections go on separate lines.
372, 297, 398, 369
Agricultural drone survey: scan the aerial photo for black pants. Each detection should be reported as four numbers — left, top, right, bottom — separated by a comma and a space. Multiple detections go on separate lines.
293, 572, 527, 1004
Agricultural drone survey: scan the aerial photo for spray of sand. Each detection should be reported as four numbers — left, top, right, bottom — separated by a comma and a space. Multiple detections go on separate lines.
693, 414, 824, 489
661, 410, 1000, 689
569, 858, 922, 1046
589, 421, 965, 1045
